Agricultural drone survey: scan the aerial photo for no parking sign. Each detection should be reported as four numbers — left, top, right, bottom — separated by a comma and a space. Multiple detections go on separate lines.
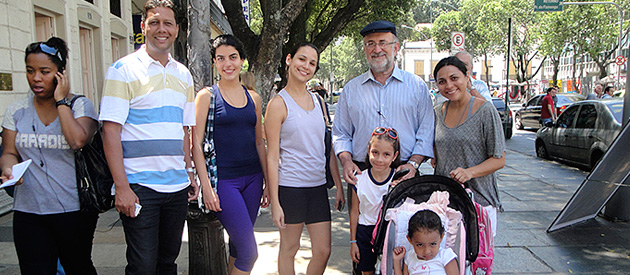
451, 32, 465, 52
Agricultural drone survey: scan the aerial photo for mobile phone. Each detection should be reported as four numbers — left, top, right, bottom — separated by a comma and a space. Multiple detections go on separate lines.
393, 168, 410, 181
337, 201, 345, 211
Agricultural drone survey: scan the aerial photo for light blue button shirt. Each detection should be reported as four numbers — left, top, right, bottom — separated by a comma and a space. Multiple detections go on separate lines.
332, 66, 435, 162
472, 78, 493, 101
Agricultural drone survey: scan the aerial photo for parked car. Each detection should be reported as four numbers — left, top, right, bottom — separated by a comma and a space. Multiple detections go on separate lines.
535, 99, 623, 170
515, 93, 585, 130
491, 97, 513, 139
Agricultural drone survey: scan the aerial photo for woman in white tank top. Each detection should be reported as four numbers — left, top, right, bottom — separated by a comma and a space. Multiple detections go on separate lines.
265, 42, 345, 274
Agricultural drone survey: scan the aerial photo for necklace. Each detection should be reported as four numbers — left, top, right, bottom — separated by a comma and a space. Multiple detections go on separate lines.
455, 98, 472, 126
218, 83, 245, 107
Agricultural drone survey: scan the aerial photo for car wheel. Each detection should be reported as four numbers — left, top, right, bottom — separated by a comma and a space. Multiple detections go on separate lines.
515, 114, 524, 130
536, 140, 549, 159
590, 150, 604, 171
506, 127, 513, 139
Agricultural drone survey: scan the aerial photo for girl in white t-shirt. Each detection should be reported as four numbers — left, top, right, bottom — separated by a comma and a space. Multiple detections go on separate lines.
393, 210, 459, 275
350, 127, 401, 274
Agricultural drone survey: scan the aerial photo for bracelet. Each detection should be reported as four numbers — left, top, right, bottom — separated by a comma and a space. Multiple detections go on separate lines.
349, 240, 357, 244
186, 167, 195, 173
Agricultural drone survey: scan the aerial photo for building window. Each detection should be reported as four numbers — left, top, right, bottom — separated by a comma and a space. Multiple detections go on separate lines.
85, 0, 94, 4
414, 60, 424, 78
80, 27, 97, 105
110, 0, 121, 17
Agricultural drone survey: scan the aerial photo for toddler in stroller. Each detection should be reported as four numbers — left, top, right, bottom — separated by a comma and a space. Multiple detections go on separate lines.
372, 175, 479, 275
393, 210, 459, 275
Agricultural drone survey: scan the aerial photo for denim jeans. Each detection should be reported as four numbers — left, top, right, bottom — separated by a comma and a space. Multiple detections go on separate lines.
120, 184, 188, 275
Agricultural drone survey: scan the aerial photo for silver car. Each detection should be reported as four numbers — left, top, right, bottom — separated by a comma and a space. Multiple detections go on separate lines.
535, 99, 623, 170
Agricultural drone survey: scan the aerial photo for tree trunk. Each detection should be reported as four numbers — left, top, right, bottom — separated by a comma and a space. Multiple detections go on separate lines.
223, 0, 309, 111
172, 0, 189, 65
188, 0, 212, 91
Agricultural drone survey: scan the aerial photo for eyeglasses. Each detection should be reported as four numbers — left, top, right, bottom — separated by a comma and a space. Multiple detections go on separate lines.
39, 43, 63, 62
372, 127, 398, 140
363, 41, 395, 50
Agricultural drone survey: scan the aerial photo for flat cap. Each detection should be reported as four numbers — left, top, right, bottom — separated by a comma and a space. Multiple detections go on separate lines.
360, 20, 397, 37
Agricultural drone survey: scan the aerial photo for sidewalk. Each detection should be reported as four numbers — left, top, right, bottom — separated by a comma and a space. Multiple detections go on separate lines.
0, 148, 628, 274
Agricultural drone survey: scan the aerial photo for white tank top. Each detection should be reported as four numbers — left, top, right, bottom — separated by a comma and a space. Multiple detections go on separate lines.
277, 89, 327, 188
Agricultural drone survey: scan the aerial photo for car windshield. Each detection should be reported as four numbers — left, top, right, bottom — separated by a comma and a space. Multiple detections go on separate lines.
492, 99, 505, 111
606, 102, 623, 123
557, 94, 584, 105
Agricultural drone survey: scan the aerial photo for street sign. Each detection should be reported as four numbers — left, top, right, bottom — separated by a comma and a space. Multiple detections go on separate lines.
615, 55, 626, 66
451, 32, 465, 52
534, 0, 562, 12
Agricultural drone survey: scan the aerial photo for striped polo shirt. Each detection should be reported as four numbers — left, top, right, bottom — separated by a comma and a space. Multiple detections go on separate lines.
99, 46, 195, 193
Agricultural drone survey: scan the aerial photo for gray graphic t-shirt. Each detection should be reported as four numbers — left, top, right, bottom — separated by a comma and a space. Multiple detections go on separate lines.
2, 94, 97, 214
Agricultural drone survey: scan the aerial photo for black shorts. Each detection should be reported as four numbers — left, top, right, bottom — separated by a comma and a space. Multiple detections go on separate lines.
356, 224, 377, 272
278, 184, 331, 224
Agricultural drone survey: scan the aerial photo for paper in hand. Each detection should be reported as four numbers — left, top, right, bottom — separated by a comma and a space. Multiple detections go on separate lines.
0, 159, 33, 188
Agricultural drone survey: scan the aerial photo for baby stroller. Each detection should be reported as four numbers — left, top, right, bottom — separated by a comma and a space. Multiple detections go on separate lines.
372, 175, 479, 275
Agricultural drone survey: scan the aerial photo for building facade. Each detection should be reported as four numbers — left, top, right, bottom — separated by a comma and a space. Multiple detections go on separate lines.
0, 0, 134, 121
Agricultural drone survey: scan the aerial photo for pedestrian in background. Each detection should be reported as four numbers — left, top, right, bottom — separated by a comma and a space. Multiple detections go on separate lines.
602, 86, 615, 99
432, 56, 505, 237
99, 0, 198, 273
191, 34, 268, 274
455, 51, 493, 102
586, 83, 603, 100
0, 37, 99, 274
265, 42, 344, 275
541, 87, 557, 125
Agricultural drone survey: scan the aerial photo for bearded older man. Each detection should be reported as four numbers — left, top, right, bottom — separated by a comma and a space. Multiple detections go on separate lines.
332, 20, 435, 187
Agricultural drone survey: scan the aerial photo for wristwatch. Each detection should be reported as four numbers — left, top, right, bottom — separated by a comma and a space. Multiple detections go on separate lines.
55, 98, 71, 108
408, 160, 420, 170
186, 167, 195, 173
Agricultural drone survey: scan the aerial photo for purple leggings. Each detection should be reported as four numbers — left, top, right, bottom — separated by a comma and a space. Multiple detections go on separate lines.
214, 172, 263, 272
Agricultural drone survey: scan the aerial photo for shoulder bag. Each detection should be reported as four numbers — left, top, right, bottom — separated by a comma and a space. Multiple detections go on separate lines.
202, 86, 218, 191
72, 95, 115, 214
317, 95, 335, 189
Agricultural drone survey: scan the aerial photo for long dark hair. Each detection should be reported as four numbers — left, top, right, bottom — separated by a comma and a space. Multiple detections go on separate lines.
433, 56, 467, 81
211, 34, 247, 61
25, 37, 68, 71
287, 42, 320, 74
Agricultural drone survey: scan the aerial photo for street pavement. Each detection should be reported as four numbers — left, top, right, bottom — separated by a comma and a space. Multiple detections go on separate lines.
0, 127, 629, 274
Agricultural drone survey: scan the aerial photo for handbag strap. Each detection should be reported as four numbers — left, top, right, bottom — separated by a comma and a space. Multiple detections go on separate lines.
203, 85, 218, 189
69, 94, 85, 109
316, 95, 330, 125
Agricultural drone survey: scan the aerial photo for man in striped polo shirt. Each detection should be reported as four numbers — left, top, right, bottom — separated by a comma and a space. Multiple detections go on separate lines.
333, 20, 435, 186
99, 1, 198, 274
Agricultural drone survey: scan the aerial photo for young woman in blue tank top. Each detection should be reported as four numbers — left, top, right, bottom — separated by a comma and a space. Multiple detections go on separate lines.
265, 42, 345, 274
191, 34, 268, 274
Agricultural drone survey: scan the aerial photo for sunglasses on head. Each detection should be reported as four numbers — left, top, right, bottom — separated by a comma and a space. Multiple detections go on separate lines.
39, 43, 63, 62
372, 127, 398, 140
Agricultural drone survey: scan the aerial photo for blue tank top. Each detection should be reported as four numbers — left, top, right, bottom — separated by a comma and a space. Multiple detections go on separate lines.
213, 84, 262, 179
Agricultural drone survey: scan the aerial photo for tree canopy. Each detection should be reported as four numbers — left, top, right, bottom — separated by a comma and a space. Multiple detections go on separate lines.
222, 0, 416, 108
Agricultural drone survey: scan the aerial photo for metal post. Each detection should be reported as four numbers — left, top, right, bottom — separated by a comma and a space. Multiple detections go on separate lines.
504, 18, 512, 138
187, 204, 228, 274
